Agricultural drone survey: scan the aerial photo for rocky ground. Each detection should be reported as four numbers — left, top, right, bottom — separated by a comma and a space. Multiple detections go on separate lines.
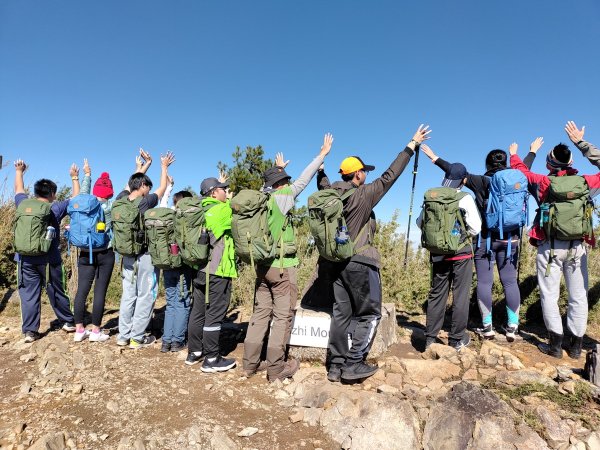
1, 302, 600, 450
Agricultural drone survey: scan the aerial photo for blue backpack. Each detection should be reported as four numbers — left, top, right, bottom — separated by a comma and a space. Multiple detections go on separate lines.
484, 169, 529, 254
67, 194, 110, 262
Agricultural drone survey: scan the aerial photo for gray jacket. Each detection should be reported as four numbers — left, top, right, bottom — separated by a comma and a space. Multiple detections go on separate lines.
576, 140, 600, 168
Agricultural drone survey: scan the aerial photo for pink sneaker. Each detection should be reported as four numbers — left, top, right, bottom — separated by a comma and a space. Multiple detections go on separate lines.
73, 329, 89, 342
89, 330, 110, 343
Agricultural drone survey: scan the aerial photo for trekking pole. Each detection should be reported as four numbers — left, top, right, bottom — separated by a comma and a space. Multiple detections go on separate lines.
403, 147, 420, 266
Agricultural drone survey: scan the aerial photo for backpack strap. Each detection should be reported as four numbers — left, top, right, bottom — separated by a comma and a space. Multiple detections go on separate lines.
455, 207, 474, 258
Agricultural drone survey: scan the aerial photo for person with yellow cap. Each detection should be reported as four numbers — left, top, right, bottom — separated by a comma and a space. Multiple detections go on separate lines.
317, 125, 431, 382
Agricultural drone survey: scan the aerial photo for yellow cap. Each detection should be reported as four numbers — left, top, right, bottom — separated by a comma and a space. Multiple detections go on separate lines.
339, 156, 375, 175
96, 222, 106, 232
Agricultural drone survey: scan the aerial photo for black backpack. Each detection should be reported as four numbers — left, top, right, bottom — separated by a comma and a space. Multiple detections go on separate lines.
584, 344, 600, 387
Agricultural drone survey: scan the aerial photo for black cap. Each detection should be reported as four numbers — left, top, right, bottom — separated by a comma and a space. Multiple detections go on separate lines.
263, 166, 291, 188
441, 163, 468, 189
200, 177, 229, 196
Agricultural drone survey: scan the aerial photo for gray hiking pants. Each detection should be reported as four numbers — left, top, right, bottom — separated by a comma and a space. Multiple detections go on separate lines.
118, 253, 159, 343
536, 240, 588, 338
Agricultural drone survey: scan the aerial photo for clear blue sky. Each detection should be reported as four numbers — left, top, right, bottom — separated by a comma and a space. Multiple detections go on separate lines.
1, 0, 599, 231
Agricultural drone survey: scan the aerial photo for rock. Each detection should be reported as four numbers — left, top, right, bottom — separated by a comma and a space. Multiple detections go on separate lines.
584, 432, 600, 449
29, 432, 65, 450
535, 406, 571, 448
427, 378, 444, 392
71, 384, 83, 394
320, 405, 343, 428
289, 410, 304, 423
205, 384, 213, 391
19, 381, 32, 394
210, 426, 239, 450
299, 385, 339, 408
237, 427, 258, 437
495, 370, 557, 388
106, 401, 119, 413
335, 394, 359, 418
515, 424, 550, 450
303, 407, 323, 426
133, 439, 145, 450
425, 343, 457, 360
422, 382, 515, 450
20, 353, 37, 363
556, 366, 574, 382
386, 373, 403, 388
100, 434, 109, 441
225, 389, 234, 397
560, 381, 577, 395
480, 340, 525, 371
178, 388, 189, 395
399, 358, 461, 385
463, 369, 478, 381
376, 384, 399, 395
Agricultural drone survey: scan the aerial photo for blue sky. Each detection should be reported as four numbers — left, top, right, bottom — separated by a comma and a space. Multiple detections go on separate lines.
1, 0, 599, 232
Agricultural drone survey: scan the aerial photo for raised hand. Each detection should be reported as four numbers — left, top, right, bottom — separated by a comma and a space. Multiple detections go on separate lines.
509, 142, 518, 156
167, 175, 174, 186
275, 152, 290, 168
161, 151, 175, 167
135, 155, 143, 172
70, 163, 80, 177
14, 159, 27, 173
530, 137, 544, 154
320, 133, 334, 157
565, 121, 585, 144
412, 124, 432, 144
83, 158, 91, 176
218, 169, 229, 183
140, 148, 152, 163
420, 144, 437, 161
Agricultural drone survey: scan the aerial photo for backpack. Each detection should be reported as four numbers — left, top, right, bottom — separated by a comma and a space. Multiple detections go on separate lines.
13, 198, 53, 256
307, 188, 369, 262
111, 196, 144, 257
420, 188, 470, 255
484, 169, 528, 254
230, 190, 276, 267
174, 197, 210, 268
144, 207, 181, 270
540, 175, 594, 242
584, 344, 600, 387
66, 194, 110, 262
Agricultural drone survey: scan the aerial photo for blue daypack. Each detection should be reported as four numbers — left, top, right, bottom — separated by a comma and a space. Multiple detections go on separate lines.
67, 194, 110, 262
484, 169, 529, 255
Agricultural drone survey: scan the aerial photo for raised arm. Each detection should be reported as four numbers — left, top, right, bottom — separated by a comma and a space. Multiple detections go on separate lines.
81, 158, 92, 194
421, 143, 451, 172
566, 121, 600, 169
70, 163, 80, 197
159, 175, 174, 207
509, 142, 548, 203
14, 159, 27, 195
153, 151, 175, 199
289, 133, 333, 198
522, 137, 544, 170
316, 164, 331, 190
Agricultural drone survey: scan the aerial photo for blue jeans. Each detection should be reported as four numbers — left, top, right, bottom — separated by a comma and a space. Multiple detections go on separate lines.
162, 267, 194, 344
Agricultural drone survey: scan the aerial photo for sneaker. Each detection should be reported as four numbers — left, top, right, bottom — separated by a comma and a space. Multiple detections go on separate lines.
129, 335, 156, 349
243, 360, 268, 377
503, 324, 519, 343
185, 352, 203, 366
340, 362, 378, 381
201, 356, 237, 373
268, 359, 300, 382
475, 324, 496, 340
170, 341, 186, 353
327, 365, 342, 383
449, 333, 471, 351
89, 330, 110, 343
73, 329, 89, 342
161, 341, 171, 353
116, 337, 129, 347
23, 331, 40, 343
62, 322, 77, 332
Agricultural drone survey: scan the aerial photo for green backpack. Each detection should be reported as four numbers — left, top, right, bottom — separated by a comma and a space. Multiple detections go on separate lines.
420, 187, 469, 255
175, 197, 210, 267
230, 190, 276, 267
111, 196, 144, 257
14, 198, 53, 256
144, 207, 181, 270
541, 175, 594, 242
307, 188, 369, 262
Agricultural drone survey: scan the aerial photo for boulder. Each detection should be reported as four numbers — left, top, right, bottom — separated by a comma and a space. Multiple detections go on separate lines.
399, 358, 461, 386
210, 426, 240, 450
29, 432, 66, 450
479, 340, 525, 371
494, 370, 557, 388
535, 406, 571, 448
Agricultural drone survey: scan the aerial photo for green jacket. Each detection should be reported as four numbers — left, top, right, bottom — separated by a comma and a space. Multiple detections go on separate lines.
201, 197, 237, 278
268, 185, 298, 268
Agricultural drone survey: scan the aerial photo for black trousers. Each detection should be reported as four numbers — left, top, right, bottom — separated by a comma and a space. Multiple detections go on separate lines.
425, 256, 473, 342
187, 272, 232, 358
73, 248, 115, 327
328, 260, 382, 367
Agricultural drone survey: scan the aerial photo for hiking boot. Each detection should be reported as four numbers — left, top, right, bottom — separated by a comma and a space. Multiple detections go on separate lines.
341, 362, 379, 381
185, 352, 203, 366
567, 335, 584, 359
503, 324, 519, 343
129, 335, 156, 349
268, 359, 300, 382
327, 365, 342, 383
23, 331, 40, 343
475, 324, 495, 340
89, 330, 110, 343
243, 361, 267, 377
170, 341, 186, 353
73, 329, 89, 342
201, 356, 236, 373
449, 333, 471, 351
62, 322, 76, 332
538, 331, 563, 359
116, 337, 129, 347
161, 341, 171, 353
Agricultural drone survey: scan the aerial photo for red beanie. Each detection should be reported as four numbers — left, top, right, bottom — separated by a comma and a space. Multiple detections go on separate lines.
93, 172, 114, 199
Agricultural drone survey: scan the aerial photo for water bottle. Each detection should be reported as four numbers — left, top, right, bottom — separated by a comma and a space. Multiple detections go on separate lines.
539, 204, 549, 225
451, 220, 461, 236
169, 242, 180, 255
335, 225, 350, 245
96, 222, 106, 233
45, 226, 56, 240
198, 228, 209, 246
